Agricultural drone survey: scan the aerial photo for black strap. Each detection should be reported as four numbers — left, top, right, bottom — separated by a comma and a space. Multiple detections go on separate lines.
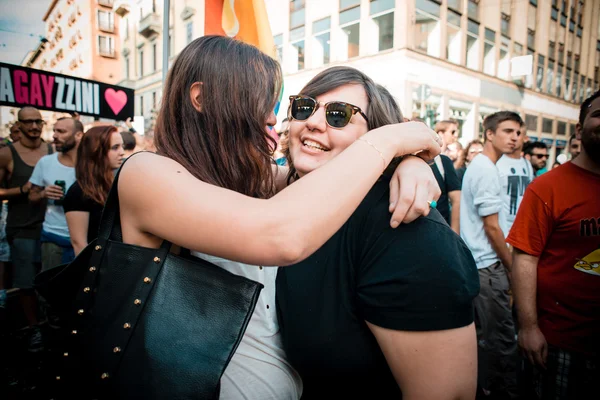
97, 152, 171, 251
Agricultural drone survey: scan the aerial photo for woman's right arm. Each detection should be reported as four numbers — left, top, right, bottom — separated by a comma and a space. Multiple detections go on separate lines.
120, 122, 440, 266
66, 211, 89, 256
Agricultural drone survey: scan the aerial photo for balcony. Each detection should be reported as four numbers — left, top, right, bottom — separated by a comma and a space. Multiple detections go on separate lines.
114, 0, 130, 16
138, 12, 161, 38
98, 0, 114, 7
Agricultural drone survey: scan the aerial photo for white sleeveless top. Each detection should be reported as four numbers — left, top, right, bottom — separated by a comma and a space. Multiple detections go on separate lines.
191, 251, 303, 400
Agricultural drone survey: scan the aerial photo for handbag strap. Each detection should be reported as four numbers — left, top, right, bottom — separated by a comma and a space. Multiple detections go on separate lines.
98, 151, 172, 252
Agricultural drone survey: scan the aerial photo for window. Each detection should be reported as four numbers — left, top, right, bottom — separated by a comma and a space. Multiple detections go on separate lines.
138, 48, 144, 77
572, 72, 579, 102
557, 121, 566, 135
525, 114, 538, 132
415, 0, 441, 58
498, 37, 510, 80
528, 29, 535, 50
186, 22, 193, 44
152, 42, 158, 72
274, 34, 283, 64
542, 118, 553, 133
447, 0, 462, 12
290, 0, 305, 29
529, 0, 537, 5
501, 13, 510, 38
567, 51, 572, 69
124, 56, 129, 79
340, 5, 361, 59
97, 10, 114, 32
546, 60, 554, 94
373, 12, 394, 52
551, 7, 558, 21
98, 35, 114, 56
140, 0, 156, 18
564, 68, 571, 101
558, 43, 564, 64
549, 41, 556, 60
290, 26, 305, 71
312, 18, 331, 66
152, 91, 157, 109
579, 75, 585, 103
483, 29, 496, 75
370, 0, 394, 15
466, 20, 480, 70
124, 18, 129, 40
525, 49, 534, 89
446, 10, 461, 64
556, 65, 563, 97
467, 0, 478, 20
560, 13, 567, 27
140, 96, 144, 115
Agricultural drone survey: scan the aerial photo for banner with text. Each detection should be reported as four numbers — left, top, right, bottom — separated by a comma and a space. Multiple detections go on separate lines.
0, 62, 134, 120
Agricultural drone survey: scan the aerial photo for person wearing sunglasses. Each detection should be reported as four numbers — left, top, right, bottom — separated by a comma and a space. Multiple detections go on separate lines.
0, 106, 53, 352
277, 66, 479, 399
118, 36, 442, 399
524, 141, 549, 177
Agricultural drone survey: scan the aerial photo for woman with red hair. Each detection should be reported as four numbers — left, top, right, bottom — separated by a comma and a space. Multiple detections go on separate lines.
64, 125, 125, 255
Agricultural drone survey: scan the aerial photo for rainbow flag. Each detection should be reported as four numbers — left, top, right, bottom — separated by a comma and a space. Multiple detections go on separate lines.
204, 0, 277, 59
205, 0, 284, 144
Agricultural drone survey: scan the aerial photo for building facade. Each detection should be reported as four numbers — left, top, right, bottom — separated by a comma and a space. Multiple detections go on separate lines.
268, 0, 600, 161
117, 0, 205, 129
0, 0, 126, 136
26, 0, 124, 85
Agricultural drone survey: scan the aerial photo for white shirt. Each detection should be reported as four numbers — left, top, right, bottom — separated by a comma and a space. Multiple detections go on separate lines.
29, 153, 76, 238
496, 155, 534, 237
460, 154, 508, 269
192, 251, 302, 400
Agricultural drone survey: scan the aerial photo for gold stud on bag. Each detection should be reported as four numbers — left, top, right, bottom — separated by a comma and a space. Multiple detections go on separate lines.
32, 153, 264, 399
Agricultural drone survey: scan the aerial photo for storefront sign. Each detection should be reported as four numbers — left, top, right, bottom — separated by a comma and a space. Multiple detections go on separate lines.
0, 62, 134, 120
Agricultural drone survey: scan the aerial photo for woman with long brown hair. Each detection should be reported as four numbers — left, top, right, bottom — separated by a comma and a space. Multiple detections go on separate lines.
64, 125, 125, 255
116, 35, 442, 399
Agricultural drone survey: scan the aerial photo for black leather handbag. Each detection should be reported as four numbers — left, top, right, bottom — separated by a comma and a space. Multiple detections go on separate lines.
34, 157, 264, 399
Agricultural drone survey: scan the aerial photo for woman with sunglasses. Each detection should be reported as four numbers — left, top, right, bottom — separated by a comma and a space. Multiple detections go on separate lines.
456, 139, 484, 185
117, 36, 441, 399
277, 66, 479, 399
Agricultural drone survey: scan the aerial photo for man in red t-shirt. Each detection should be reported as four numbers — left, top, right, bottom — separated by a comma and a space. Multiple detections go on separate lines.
507, 90, 600, 399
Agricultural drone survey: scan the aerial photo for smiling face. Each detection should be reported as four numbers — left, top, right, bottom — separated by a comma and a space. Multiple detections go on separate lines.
107, 131, 126, 169
288, 84, 369, 177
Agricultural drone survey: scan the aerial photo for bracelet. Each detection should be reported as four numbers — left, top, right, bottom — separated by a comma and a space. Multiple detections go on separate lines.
358, 137, 387, 169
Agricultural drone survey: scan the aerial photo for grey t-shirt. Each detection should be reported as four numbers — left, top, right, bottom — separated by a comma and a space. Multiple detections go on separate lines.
460, 154, 507, 269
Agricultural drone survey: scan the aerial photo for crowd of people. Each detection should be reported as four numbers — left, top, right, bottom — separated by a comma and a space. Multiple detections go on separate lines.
0, 35, 598, 400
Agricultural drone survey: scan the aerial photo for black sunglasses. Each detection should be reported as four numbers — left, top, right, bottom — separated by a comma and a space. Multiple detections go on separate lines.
532, 154, 549, 159
19, 119, 45, 126
289, 95, 368, 129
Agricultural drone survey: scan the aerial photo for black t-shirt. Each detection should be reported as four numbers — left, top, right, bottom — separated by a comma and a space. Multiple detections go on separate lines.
430, 154, 461, 224
63, 181, 104, 243
276, 175, 479, 399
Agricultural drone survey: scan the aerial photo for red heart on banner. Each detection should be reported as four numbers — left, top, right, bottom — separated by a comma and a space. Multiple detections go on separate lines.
104, 88, 127, 115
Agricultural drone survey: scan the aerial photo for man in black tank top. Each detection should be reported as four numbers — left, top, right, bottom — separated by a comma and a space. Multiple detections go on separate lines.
0, 107, 52, 352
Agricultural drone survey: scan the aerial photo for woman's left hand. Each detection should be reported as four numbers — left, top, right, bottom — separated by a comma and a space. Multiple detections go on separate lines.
388, 156, 441, 227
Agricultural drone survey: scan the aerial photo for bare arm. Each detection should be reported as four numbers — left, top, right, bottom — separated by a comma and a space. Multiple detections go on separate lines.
120, 123, 441, 267
272, 164, 289, 193
448, 190, 461, 234
29, 183, 64, 204
482, 213, 512, 272
367, 322, 477, 399
65, 211, 89, 256
512, 248, 547, 367
0, 147, 26, 200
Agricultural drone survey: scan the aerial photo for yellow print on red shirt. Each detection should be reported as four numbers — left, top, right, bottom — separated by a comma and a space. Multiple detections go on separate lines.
574, 247, 600, 277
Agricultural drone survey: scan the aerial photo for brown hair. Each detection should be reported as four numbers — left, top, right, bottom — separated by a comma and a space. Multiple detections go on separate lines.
457, 139, 484, 168
76, 125, 118, 205
281, 66, 404, 182
434, 119, 458, 134
482, 111, 523, 141
155, 35, 283, 199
